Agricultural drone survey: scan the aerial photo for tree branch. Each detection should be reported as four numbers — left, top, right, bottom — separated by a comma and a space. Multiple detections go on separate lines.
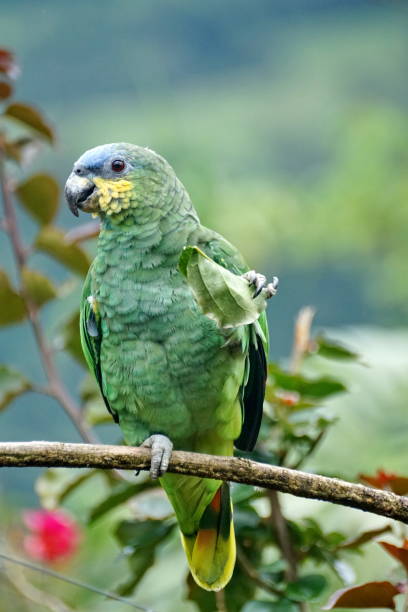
1, 441, 408, 524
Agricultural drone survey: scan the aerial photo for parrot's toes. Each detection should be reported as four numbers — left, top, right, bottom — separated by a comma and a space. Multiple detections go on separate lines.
242, 270, 279, 299
265, 276, 279, 298
141, 434, 173, 480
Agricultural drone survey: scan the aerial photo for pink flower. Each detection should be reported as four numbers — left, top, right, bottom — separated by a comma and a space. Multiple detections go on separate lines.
23, 509, 80, 563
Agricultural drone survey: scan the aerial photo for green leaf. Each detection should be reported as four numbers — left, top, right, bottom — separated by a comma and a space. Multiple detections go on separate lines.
21, 267, 57, 308
186, 574, 217, 612
323, 581, 401, 610
35, 226, 91, 276
268, 364, 346, 400
89, 480, 156, 524
116, 551, 156, 597
188, 557, 259, 612
116, 519, 174, 550
260, 559, 287, 578
315, 335, 359, 361
242, 600, 298, 612
84, 396, 113, 426
16, 173, 59, 225
285, 574, 327, 602
79, 374, 113, 425
179, 245, 267, 328
80, 373, 100, 401
0, 269, 26, 326
115, 519, 175, 595
35, 467, 99, 509
231, 483, 258, 504
4, 102, 55, 143
61, 310, 85, 364
0, 365, 31, 411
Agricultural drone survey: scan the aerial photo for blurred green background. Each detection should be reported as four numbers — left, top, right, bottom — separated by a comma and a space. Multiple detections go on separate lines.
1, 0, 408, 610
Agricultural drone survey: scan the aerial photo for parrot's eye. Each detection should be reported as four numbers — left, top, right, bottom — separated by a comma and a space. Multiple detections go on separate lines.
111, 159, 126, 173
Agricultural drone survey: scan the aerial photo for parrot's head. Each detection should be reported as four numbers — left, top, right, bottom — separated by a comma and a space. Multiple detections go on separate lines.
64, 143, 174, 220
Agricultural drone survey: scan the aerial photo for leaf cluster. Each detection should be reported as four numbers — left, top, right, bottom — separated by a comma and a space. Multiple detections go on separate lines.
0, 48, 90, 409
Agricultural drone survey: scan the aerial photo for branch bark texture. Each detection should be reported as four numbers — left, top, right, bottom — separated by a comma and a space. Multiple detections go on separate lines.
1, 441, 407, 524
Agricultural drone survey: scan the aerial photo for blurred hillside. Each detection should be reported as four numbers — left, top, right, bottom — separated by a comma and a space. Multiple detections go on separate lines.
1, 1, 407, 331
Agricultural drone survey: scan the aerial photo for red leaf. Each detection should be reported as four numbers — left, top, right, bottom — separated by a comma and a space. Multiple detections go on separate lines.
0, 49, 19, 79
380, 541, 408, 572
359, 469, 408, 495
323, 581, 401, 610
0, 81, 12, 100
339, 525, 392, 550
388, 478, 408, 496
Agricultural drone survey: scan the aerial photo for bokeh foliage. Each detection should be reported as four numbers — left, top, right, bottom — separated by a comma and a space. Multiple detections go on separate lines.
2, 45, 408, 612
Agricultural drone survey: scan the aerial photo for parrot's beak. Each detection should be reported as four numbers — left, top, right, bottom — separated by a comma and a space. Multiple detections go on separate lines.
64, 173, 97, 217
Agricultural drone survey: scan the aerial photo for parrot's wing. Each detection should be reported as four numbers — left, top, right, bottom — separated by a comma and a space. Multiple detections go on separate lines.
80, 268, 118, 423
193, 226, 268, 451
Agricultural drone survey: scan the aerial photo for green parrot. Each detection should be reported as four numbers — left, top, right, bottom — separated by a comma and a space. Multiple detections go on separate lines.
65, 143, 277, 591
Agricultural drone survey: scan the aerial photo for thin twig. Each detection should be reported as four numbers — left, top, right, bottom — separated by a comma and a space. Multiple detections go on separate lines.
292, 429, 326, 471
1, 441, 408, 524
215, 588, 227, 612
0, 552, 153, 612
236, 546, 283, 597
4, 559, 73, 612
290, 306, 315, 374
64, 220, 100, 244
268, 490, 298, 582
0, 155, 95, 444
284, 306, 317, 611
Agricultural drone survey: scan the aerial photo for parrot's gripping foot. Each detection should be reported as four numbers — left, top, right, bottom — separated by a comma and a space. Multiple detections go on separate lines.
243, 270, 279, 299
141, 434, 173, 480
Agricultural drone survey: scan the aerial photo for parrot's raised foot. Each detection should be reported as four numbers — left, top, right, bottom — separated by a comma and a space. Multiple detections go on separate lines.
141, 434, 173, 480
243, 270, 279, 299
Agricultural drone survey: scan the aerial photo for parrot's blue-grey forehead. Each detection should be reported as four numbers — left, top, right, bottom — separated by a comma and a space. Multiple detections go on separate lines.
75, 143, 140, 173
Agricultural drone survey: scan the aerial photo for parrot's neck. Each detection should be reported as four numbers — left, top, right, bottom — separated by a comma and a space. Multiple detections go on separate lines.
96, 178, 199, 268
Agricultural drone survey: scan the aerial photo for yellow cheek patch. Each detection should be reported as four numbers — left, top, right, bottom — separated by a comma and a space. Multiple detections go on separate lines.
93, 177, 135, 216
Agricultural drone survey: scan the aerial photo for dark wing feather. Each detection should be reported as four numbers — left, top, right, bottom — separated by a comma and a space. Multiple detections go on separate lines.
234, 333, 267, 451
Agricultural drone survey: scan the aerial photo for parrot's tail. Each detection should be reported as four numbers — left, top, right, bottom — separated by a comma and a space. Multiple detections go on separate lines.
181, 482, 236, 591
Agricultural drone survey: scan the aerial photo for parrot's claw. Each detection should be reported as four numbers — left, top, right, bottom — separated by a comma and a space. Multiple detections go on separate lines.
141, 434, 173, 480
243, 270, 279, 299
